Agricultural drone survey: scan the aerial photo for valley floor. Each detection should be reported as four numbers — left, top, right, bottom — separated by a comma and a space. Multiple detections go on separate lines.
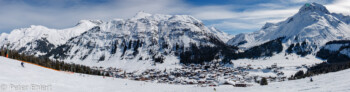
0, 56, 349, 92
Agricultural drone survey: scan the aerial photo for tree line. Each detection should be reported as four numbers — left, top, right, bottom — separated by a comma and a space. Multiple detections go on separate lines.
290, 40, 350, 79
290, 62, 350, 80
0, 48, 105, 76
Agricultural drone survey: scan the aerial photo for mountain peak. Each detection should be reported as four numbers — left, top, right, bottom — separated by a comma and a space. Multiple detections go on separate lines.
76, 20, 102, 26
298, 3, 330, 14
133, 11, 152, 19
227, 2, 350, 50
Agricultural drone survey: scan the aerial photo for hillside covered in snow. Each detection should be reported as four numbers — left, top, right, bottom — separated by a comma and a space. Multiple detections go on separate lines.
1, 56, 350, 92
228, 3, 350, 49
225, 3, 350, 63
1, 2, 350, 92
0, 12, 238, 71
0, 3, 350, 77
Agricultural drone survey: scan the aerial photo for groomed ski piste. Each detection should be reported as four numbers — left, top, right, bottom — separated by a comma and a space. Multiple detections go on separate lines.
1, 56, 349, 92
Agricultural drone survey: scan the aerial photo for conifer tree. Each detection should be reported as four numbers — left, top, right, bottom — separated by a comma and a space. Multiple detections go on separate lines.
260, 77, 268, 85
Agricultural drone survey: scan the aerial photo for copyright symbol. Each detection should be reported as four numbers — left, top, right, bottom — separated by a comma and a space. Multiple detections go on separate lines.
1, 84, 7, 90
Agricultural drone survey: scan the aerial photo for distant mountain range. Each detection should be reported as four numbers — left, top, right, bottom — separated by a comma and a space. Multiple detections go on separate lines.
1, 3, 350, 67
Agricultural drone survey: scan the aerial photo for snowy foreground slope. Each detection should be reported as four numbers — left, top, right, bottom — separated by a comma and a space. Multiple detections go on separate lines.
1, 56, 349, 92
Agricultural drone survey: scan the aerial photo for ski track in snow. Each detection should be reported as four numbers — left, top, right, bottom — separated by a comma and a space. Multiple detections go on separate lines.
0, 56, 349, 92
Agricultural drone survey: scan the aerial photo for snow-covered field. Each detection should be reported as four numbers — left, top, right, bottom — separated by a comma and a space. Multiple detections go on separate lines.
0, 56, 349, 92
64, 55, 182, 73
232, 54, 322, 68
232, 53, 323, 77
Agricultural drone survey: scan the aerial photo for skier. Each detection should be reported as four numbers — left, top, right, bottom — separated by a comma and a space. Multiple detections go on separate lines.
310, 77, 313, 82
214, 88, 216, 92
21, 62, 24, 67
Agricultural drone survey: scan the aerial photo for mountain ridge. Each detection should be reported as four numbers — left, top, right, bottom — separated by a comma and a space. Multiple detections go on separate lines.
0, 12, 238, 70
227, 2, 350, 53
1, 3, 350, 69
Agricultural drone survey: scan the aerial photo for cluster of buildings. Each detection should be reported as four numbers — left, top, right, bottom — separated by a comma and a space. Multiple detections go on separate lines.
94, 62, 289, 87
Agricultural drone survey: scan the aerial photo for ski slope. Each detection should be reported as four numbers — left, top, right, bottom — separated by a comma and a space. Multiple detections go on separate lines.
0, 56, 349, 92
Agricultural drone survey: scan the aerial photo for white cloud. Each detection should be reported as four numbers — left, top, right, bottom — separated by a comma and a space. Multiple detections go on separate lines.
326, 0, 350, 15
289, 0, 309, 3
0, 0, 349, 35
212, 21, 262, 30
189, 5, 300, 34
192, 11, 238, 20
0, 0, 188, 33
192, 0, 350, 34
189, 5, 239, 20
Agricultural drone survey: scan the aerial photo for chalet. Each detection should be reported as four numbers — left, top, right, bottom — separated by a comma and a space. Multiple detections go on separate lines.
273, 69, 278, 73
247, 64, 253, 69
271, 63, 278, 68
277, 72, 284, 76
198, 79, 206, 84
168, 75, 175, 81
208, 82, 218, 87
234, 83, 247, 87
199, 74, 206, 78
140, 75, 150, 81
134, 76, 141, 81
198, 84, 207, 87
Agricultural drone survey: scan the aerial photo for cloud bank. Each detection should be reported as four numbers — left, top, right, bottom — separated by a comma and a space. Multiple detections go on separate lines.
0, 0, 349, 34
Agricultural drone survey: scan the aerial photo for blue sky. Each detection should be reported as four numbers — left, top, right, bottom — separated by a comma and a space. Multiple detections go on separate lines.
0, 0, 349, 34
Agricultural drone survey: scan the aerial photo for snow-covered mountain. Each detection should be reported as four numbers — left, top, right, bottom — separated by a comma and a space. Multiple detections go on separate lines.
2, 3, 350, 68
227, 3, 350, 59
208, 27, 234, 43
0, 12, 237, 68
228, 3, 350, 51
0, 20, 101, 55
